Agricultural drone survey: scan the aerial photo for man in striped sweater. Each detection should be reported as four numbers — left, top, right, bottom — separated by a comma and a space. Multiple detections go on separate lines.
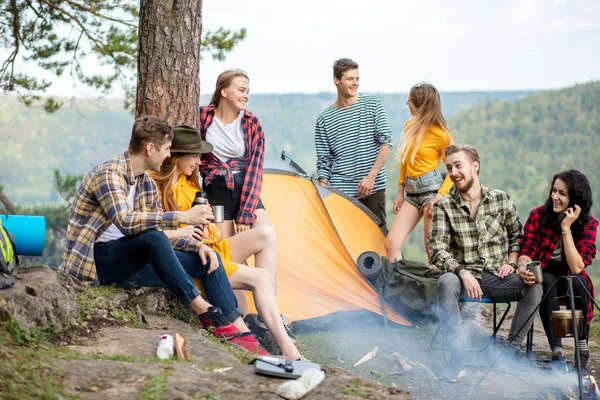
315, 58, 393, 226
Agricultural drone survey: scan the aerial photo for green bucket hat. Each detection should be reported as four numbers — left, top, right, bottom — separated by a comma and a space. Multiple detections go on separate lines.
171, 125, 214, 154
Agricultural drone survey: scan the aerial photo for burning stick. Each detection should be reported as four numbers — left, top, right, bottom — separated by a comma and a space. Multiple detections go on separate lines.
392, 352, 413, 372
353, 346, 379, 367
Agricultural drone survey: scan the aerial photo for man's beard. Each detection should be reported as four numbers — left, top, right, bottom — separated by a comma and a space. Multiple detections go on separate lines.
456, 174, 475, 193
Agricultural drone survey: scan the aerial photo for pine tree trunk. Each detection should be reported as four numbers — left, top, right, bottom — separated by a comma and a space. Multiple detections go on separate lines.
136, 0, 203, 126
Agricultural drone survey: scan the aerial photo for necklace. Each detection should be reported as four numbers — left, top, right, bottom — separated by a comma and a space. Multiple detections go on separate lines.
460, 191, 481, 205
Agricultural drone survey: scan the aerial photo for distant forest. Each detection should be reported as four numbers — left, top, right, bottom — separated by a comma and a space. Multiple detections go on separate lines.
0, 82, 599, 283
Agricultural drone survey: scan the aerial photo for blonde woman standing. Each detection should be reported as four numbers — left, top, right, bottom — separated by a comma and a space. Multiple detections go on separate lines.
385, 83, 453, 261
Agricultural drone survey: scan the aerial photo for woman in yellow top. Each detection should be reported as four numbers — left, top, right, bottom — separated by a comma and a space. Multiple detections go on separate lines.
151, 125, 301, 360
385, 83, 453, 261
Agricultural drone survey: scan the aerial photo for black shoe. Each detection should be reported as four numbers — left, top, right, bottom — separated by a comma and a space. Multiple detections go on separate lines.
551, 351, 568, 374
440, 359, 466, 383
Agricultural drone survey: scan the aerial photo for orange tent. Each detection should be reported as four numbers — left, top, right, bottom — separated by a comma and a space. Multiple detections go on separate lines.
247, 160, 411, 328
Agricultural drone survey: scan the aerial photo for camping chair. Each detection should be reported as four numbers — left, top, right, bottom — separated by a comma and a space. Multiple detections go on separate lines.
429, 297, 512, 364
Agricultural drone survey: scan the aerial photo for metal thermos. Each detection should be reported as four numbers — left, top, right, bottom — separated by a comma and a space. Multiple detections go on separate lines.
192, 191, 207, 207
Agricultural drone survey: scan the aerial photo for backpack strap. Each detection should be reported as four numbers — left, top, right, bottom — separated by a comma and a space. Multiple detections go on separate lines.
6, 228, 18, 267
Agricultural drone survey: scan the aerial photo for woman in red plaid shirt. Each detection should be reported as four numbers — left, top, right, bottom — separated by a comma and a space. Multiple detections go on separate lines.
199, 69, 269, 241
518, 169, 597, 375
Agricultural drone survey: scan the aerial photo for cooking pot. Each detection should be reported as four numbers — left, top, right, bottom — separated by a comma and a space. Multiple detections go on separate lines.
551, 309, 583, 338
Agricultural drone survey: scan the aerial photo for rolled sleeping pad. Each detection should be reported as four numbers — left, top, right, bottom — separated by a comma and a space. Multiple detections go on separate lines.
356, 251, 383, 280
0, 215, 46, 256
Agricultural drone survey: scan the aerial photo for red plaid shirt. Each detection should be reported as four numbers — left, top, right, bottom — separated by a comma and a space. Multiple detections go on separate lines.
198, 105, 265, 225
520, 206, 598, 322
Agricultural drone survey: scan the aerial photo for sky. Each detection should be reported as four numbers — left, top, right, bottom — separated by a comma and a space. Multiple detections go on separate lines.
3, 0, 600, 97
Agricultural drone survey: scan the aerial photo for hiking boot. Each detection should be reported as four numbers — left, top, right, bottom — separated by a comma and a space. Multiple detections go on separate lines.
199, 307, 240, 339
244, 313, 268, 335
551, 351, 568, 374
228, 332, 269, 355
439, 358, 466, 383
280, 313, 296, 343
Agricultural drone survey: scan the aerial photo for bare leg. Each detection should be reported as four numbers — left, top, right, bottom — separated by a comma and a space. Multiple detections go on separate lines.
423, 212, 433, 261
189, 295, 212, 315
229, 225, 277, 292
253, 209, 271, 228
229, 265, 300, 359
385, 201, 422, 260
216, 220, 236, 240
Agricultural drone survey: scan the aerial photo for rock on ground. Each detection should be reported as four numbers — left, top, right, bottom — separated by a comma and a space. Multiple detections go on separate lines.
0, 266, 79, 333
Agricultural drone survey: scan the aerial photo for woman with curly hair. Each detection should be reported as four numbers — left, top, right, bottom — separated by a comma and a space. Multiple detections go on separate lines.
518, 169, 597, 375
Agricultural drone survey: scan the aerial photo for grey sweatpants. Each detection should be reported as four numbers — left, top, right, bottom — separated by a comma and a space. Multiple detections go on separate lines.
437, 271, 542, 352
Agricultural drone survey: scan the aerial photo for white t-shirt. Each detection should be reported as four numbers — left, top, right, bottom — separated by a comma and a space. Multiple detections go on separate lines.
96, 181, 138, 243
206, 111, 245, 164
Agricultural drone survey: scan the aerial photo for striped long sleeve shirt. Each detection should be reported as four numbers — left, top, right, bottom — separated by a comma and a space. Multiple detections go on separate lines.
315, 95, 393, 197
59, 152, 193, 283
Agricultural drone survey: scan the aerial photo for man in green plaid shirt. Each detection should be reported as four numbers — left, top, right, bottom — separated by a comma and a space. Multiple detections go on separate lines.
428, 144, 542, 382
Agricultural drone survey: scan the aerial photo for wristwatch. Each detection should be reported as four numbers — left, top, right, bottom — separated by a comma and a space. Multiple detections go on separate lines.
509, 262, 518, 270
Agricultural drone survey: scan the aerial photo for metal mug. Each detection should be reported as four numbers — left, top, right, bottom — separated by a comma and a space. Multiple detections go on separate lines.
525, 261, 543, 283
211, 205, 224, 223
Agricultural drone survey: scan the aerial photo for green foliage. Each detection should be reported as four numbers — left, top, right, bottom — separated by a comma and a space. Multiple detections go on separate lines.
202, 27, 247, 61
1, 1, 245, 111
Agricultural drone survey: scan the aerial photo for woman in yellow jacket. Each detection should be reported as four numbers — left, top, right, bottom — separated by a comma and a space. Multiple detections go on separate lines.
385, 83, 453, 261
151, 125, 301, 360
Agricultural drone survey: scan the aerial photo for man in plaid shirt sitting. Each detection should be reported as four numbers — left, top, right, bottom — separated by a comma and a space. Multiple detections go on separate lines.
59, 116, 267, 355
428, 144, 542, 382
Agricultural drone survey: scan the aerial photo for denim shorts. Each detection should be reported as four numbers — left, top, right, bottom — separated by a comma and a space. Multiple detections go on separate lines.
404, 170, 443, 211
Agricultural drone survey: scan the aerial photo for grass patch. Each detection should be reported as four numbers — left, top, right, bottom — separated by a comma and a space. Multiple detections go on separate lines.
339, 387, 373, 398
0, 313, 54, 345
138, 364, 174, 400
0, 346, 81, 400
77, 285, 143, 328
369, 370, 392, 384
165, 300, 200, 326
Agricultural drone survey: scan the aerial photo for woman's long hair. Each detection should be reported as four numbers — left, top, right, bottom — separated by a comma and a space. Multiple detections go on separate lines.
396, 83, 451, 164
540, 169, 593, 242
150, 154, 201, 212
210, 69, 249, 108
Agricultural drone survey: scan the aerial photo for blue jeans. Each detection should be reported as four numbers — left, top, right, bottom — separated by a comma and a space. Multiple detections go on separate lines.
94, 230, 242, 322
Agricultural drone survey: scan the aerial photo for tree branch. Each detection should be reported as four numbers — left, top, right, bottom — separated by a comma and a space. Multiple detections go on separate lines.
0, 192, 18, 215
0, 0, 21, 85
59, 0, 138, 27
